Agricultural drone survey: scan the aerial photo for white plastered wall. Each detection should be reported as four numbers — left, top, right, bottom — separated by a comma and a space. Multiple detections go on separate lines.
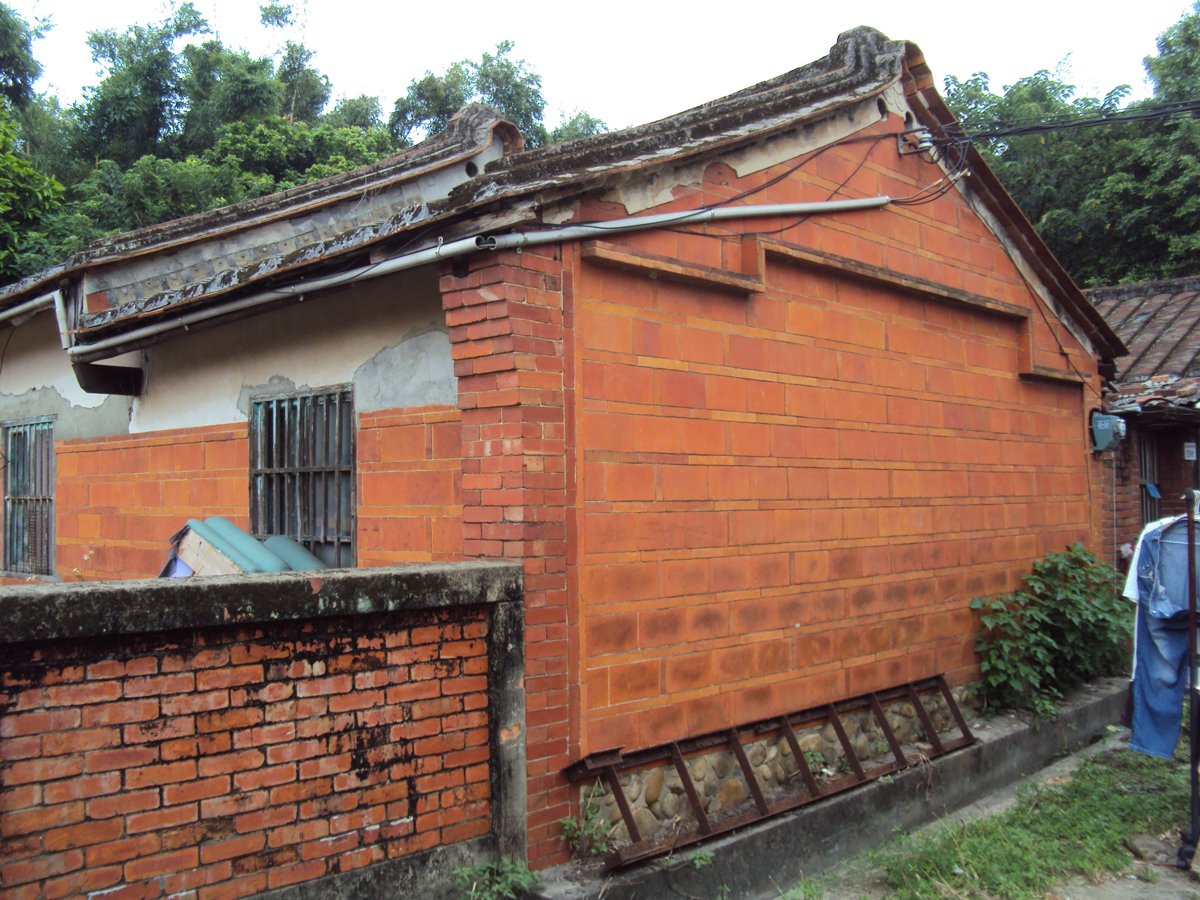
0, 311, 106, 409
130, 265, 456, 433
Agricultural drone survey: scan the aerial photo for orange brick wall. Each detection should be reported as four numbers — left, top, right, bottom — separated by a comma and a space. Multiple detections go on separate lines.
48, 405, 463, 581
56, 425, 250, 581
0, 608, 490, 898
357, 405, 463, 566
570, 121, 1104, 754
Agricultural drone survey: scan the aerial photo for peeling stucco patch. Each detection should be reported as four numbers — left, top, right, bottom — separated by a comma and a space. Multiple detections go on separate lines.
0, 387, 131, 441
236, 376, 298, 417
352, 328, 455, 413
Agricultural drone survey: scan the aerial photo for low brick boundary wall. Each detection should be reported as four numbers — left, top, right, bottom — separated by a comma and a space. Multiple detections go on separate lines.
0, 563, 524, 899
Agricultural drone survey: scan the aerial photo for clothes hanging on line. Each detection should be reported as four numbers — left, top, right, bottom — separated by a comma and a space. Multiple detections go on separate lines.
1125, 514, 1197, 758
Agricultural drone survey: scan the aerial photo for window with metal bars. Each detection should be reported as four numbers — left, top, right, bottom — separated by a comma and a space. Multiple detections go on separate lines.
3, 418, 54, 575
249, 387, 355, 567
1140, 430, 1161, 526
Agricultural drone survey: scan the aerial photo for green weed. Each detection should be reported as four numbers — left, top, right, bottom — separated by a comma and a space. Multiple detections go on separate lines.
453, 857, 538, 899
559, 782, 613, 859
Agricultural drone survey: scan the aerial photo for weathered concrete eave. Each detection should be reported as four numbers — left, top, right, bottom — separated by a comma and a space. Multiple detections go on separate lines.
0, 108, 525, 315
69, 81, 904, 345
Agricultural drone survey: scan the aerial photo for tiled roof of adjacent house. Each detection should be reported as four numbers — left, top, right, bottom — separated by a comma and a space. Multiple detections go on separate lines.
1089, 277, 1200, 416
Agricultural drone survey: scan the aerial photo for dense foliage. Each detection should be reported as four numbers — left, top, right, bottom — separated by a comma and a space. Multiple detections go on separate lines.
5, 1, 1200, 288
0, 2, 606, 284
944, 0, 1200, 286
969, 543, 1130, 719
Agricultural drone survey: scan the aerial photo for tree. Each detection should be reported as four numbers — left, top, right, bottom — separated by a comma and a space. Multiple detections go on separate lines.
940, 1, 1200, 285
546, 109, 607, 144
74, 2, 208, 166
179, 41, 279, 156
276, 41, 330, 122
323, 94, 383, 130
0, 2, 42, 110
389, 41, 545, 146
0, 105, 61, 279
1146, 1, 1200, 101
207, 116, 391, 187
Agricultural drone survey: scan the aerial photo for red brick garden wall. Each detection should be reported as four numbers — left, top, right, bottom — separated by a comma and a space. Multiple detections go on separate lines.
1, 606, 491, 898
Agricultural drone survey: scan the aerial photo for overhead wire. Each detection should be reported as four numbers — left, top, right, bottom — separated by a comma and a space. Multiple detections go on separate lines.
950, 96, 1200, 143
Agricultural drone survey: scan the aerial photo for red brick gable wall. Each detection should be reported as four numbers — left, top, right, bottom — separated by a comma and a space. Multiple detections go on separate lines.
569, 122, 1102, 754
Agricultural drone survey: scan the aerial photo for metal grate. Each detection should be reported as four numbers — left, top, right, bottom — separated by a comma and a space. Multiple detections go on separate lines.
250, 388, 355, 567
566, 676, 975, 870
4, 418, 54, 575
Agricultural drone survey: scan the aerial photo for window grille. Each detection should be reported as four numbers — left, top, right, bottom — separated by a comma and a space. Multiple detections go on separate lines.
3, 418, 54, 574
250, 388, 355, 567
1140, 431, 1160, 525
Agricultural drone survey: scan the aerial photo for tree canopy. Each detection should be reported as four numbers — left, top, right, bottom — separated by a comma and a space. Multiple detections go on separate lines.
0, 3, 608, 286
6, 2, 1200, 291
942, 1, 1200, 286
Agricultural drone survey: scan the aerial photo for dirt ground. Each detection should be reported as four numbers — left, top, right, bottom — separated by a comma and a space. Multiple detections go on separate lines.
814, 729, 1200, 900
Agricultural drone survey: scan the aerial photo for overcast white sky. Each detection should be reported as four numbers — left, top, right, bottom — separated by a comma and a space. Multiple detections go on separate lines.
10, 0, 1196, 130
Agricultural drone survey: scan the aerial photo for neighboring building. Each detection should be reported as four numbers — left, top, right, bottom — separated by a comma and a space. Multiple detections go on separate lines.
0, 26, 1123, 877
1090, 277, 1200, 565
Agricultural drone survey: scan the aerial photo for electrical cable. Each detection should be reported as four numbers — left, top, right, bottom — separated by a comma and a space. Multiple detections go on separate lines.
949, 97, 1200, 143
662, 131, 895, 241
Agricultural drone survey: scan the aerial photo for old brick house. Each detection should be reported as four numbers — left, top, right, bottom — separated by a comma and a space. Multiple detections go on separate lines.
0, 26, 1124, 895
1090, 277, 1200, 566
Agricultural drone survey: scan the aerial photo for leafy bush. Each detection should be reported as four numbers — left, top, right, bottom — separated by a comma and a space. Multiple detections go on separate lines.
970, 543, 1130, 718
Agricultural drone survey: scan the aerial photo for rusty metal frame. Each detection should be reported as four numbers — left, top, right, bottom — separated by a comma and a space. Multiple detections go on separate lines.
565, 675, 974, 870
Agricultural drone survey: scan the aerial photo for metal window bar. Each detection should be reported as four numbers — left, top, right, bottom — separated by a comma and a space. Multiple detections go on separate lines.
4, 419, 54, 575
250, 389, 355, 566
1141, 431, 1161, 525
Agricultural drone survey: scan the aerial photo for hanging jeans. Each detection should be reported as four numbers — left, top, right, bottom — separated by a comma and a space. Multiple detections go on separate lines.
1131, 598, 1190, 758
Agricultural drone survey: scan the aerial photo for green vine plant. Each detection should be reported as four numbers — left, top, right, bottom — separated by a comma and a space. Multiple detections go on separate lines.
452, 857, 538, 900
559, 782, 614, 859
970, 543, 1131, 719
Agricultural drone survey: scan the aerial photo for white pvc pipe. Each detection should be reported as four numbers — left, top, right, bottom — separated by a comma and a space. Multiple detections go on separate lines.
69, 196, 890, 363
0, 290, 57, 326
52, 290, 71, 350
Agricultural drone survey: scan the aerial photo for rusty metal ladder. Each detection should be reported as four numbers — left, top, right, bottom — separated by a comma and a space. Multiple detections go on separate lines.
564, 675, 974, 869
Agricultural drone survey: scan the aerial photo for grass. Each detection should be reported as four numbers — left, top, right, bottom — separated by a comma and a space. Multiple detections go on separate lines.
866, 746, 1189, 899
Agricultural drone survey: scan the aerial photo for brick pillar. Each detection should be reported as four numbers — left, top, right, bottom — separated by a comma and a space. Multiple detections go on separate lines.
441, 246, 573, 867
